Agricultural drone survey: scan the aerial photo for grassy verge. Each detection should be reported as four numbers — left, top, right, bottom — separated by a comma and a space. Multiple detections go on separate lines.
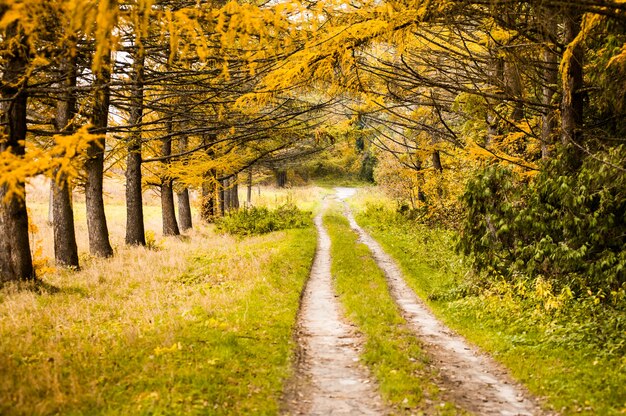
0, 226, 316, 415
323, 205, 458, 415
356, 202, 626, 415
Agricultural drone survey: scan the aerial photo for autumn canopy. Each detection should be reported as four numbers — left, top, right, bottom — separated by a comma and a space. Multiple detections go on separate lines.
1, 0, 625, 294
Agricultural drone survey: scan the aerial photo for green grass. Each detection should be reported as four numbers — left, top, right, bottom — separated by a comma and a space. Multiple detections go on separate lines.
356, 205, 626, 415
323, 205, 459, 415
0, 226, 317, 415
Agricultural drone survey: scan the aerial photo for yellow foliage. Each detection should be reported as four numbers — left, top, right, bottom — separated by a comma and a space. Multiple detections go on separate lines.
560, 13, 605, 91
0, 126, 98, 202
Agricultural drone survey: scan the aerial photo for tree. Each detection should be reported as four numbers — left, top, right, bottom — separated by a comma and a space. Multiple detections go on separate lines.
51, 44, 80, 268
124, 3, 148, 246
160, 119, 180, 235
85, 0, 116, 258
176, 135, 193, 231
0, 19, 34, 281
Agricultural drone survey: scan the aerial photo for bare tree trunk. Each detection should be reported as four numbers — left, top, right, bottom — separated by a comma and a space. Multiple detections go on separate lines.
432, 150, 443, 172
505, 61, 524, 121
200, 135, 217, 222
561, 9, 584, 153
176, 136, 192, 231
223, 177, 231, 213
161, 179, 179, 236
246, 169, 253, 207
177, 189, 192, 229
160, 122, 179, 236
201, 179, 216, 222
125, 41, 146, 246
52, 51, 79, 268
540, 6, 559, 159
486, 40, 504, 148
0, 21, 34, 281
85, 32, 113, 258
219, 178, 226, 216
275, 170, 287, 188
231, 174, 239, 210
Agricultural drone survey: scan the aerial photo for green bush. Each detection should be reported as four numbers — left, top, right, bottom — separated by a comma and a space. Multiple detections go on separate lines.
215, 202, 312, 236
458, 145, 626, 298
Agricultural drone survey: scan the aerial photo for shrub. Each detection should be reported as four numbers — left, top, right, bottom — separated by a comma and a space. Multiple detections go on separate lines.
458, 145, 626, 297
215, 202, 312, 236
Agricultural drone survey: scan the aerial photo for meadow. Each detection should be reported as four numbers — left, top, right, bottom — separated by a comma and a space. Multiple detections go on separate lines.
0, 179, 319, 415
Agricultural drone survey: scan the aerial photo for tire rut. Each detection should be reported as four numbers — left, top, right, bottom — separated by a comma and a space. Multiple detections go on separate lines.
342, 201, 543, 416
282, 199, 388, 415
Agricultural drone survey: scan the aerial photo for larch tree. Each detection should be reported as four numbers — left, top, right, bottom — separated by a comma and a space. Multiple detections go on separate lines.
0, 17, 34, 281
85, 0, 117, 258
51, 40, 80, 268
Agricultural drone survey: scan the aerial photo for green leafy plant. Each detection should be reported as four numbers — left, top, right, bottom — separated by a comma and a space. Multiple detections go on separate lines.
215, 202, 312, 236
458, 145, 626, 297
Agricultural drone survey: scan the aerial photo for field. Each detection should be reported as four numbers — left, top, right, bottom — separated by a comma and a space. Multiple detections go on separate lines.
0, 178, 319, 415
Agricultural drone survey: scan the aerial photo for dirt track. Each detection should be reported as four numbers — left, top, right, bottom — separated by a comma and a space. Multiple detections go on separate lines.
343, 196, 542, 416
282, 198, 387, 415
284, 189, 542, 415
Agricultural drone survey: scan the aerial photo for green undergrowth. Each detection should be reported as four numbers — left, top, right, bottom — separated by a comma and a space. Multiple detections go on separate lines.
0, 227, 317, 415
357, 203, 626, 415
323, 206, 459, 415
215, 202, 312, 236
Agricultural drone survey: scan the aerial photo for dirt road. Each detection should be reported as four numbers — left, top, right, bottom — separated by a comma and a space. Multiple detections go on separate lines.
282, 198, 387, 415
284, 189, 541, 415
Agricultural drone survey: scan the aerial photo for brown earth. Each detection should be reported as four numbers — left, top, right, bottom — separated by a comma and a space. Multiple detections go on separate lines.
282, 198, 388, 415
283, 188, 544, 415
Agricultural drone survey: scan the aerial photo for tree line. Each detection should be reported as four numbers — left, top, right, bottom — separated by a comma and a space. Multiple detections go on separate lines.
2, 0, 626, 295
0, 0, 329, 281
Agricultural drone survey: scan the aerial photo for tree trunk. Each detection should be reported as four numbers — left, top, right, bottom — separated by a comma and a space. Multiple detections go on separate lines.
561, 9, 584, 151
540, 8, 559, 160
219, 178, 226, 216
201, 179, 216, 222
0, 21, 34, 281
200, 135, 217, 222
176, 135, 192, 231
222, 177, 231, 213
505, 61, 524, 121
275, 170, 287, 188
125, 41, 146, 246
177, 189, 192, 230
85, 31, 113, 258
231, 174, 239, 210
160, 123, 179, 236
52, 51, 79, 268
52, 180, 79, 268
432, 150, 443, 172
246, 169, 253, 207
161, 179, 179, 236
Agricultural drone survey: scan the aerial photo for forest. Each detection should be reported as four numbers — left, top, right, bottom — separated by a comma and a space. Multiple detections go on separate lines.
1, 0, 625, 414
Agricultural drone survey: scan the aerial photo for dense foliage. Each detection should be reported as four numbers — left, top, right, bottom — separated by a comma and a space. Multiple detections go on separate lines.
215, 202, 312, 236
459, 145, 626, 298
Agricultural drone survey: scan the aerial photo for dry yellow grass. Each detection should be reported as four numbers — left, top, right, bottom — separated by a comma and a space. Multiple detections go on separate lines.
1, 176, 320, 415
